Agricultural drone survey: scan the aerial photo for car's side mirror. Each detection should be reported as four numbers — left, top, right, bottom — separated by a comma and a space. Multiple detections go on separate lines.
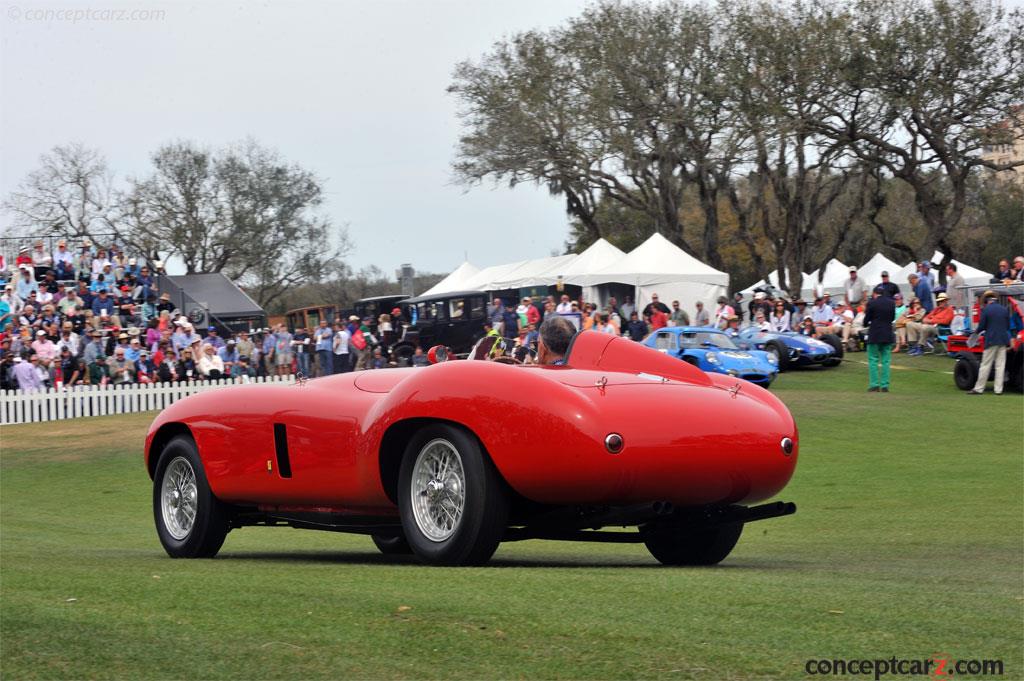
427, 345, 449, 364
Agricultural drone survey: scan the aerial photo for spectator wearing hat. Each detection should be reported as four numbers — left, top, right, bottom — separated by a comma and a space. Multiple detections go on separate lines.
501, 303, 520, 342
876, 271, 899, 299
863, 285, 896, 392
313, 319, 334, 376
968, 291, 1012, 395
694, 300, 710, 327
917, 261, 936, 289
53, 240, 74, 279
219, 339, 240, 375
88, 354, 111, 385
724, 315, 743, 336
13, 355, 43, 392
135, 349, 158, 383
15, 246, 33, 270
57, 347, 79, 385
31, 328, 58, 365
944, 263, 966, 309
907, 273, 934, 313
204, 326, 225, 350
797, 315, 816, 336
2, 282, 22, 315
906, 293, 955, 355
81, 330, 105, 365
125, 336, 144, 362
156, 292, 175, 314
30, 240, 52, 280
810, 297, 839, 336
844, 267, 866, 307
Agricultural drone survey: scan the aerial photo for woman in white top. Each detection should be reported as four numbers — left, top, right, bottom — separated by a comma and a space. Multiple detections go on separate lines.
198, 343, 225, 379
768, 301, 791, 333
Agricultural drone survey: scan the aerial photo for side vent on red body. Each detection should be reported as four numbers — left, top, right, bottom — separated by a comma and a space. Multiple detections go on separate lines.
273, 423, 292, 478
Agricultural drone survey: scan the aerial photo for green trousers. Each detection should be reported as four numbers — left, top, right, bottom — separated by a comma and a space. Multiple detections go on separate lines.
867, 343, 892, 389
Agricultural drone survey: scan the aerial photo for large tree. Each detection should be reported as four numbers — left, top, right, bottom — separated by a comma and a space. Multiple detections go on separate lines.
3, 143, 117, 238
124, 139, 349, 309
810, 0, 1024, 265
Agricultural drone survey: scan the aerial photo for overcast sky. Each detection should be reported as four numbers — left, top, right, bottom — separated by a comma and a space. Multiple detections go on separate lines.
0, 0, 594, 276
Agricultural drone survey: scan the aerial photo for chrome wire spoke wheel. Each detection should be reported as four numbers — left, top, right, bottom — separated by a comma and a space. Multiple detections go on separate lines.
410, 438, 466, 542
161, 456, 198, 540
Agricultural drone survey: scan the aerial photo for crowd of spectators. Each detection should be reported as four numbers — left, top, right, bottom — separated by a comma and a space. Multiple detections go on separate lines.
3, 236, 1021, 393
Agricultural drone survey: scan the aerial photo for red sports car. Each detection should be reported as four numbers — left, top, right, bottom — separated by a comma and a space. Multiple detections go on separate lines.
145, 332, 799, 566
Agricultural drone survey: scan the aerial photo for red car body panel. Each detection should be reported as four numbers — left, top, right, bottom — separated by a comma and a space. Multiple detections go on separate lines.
145, 332, 798, 512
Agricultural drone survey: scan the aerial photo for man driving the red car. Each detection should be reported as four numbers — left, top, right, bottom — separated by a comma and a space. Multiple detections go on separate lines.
537, 316, 576, 366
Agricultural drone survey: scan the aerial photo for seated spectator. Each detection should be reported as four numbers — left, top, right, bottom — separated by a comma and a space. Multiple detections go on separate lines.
15, 246, 33, 270
234, 355, 257, 379
65, 357, 88, 386
109, 347, 136, 383
177, 349, 198, 380
905, 293, 955, 356
798, 315, 816, 337
219, 338, 240, 374
135, 350, 158, 383
198, 343, 225, 379
769, 300, 791, 333
53, 240, 74, 279
30, 240, 52, 280
993, 258, 1012, 282
810, 297, 839, 336
32, 329, 58, 367
158, 350, 179, 382
91, 248, 111, 279
753, 310, 772, 332
370, 347, 387, 369
16, 267, 38, 300
88, 355, 110, 385
894, 298, 924, 352
724, 315, 742, 336
411, 346, 429, 367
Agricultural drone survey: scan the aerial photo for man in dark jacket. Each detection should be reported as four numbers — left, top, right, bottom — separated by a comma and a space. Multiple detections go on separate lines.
968, 291, 1012, 394
863, 285, 896, 392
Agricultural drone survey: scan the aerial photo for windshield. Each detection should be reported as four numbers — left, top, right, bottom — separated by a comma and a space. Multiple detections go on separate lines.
680, 331, 738, 349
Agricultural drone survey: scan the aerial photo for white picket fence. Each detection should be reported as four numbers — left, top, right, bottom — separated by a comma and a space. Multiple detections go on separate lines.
1, 375, 296, 426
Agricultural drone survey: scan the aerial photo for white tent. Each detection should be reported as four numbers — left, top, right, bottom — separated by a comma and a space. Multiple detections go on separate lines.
489, 254, 578, 289
740, 270, 816, 297
559, 239, 626, 303
803, 258, 850, 298
420, 261, 481, 296
856, 253, 903, 289
952, 260, 991, 286
460, 259, 532, 291
570, 232, 729, 310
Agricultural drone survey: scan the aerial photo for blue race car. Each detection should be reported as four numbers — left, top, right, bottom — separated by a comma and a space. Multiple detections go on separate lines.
643, 327, 779, 387
733, 326, 843, 371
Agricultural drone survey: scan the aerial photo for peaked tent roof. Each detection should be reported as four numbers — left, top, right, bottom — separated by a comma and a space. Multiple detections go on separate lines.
420, 261, 481, 297
560, 238, 627, 277
856, 253, 903, 285
570, 232, 728, 287
490, 254, 578, 289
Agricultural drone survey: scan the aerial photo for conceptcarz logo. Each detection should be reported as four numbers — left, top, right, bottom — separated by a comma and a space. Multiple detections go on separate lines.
804, 654, 1005, 679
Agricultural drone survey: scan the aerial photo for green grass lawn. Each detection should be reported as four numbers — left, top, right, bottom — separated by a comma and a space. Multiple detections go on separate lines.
1, 354, 1022, 680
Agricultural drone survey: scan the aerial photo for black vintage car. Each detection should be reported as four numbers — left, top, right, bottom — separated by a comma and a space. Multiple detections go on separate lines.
352, 294, 409, 333
391, 290, 490, 363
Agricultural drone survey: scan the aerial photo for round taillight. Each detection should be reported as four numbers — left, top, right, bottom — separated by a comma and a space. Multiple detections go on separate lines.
781, 437, 794, 456
605, 433, 624, 454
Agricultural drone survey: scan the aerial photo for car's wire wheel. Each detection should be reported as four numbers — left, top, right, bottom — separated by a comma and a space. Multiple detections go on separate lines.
410, 439, 466, 542
161, 456, 198, 540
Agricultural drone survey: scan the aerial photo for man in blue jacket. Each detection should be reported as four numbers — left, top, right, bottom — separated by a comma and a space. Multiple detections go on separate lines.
863, 285, 896, 392
968, 291, 1012, 395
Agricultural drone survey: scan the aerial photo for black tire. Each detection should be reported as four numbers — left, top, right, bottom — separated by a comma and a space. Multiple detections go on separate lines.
765, 340, 790, 372
153, 435, 230, 558
641, 521, 744, 566
954, 352, 980, 391
371, 533, 413, 555
397, 424, 508, 566
820, 334, 844, 367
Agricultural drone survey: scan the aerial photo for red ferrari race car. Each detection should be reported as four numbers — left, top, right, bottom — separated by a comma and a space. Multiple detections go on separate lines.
145, 332, 799, 566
